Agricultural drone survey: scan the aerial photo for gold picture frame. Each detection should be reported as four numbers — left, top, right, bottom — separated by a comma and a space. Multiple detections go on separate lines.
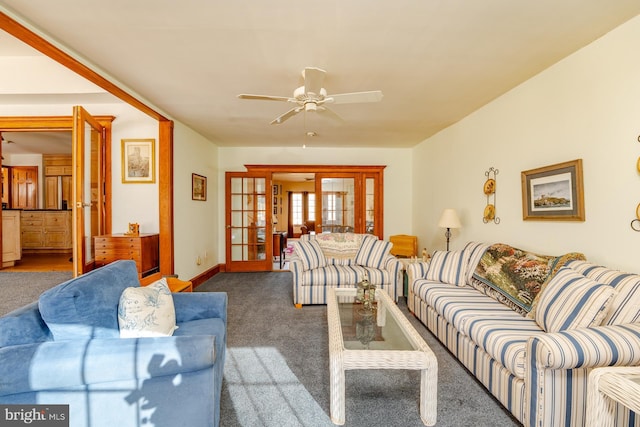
121, 139, 155, 183
521, 159, 585, 221
192, 173, 207, 201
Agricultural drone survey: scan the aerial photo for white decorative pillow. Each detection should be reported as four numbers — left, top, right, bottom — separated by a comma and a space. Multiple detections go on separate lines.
294, 240, 327, 270
355, 238, 392, 268
534, 267, 617, 333
425, 250, 467, 287
118, 278, 178, 338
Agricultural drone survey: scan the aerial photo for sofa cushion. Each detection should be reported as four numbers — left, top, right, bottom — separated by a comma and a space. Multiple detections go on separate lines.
534, 267, 617, 332
294, 239, 327, 270
39, 260, 140, 340
118, 278, 178, 338
0, 302, 51, 348
471, 243, 569, 315
300, 265, 392, 287
304, 232, 369, 264
425, 250, 467, 286
527, 252, 587, 319
461, 241, 491, 285
564, 260, 640, 325
411, 279, 541, 379
355, 238, 393, 268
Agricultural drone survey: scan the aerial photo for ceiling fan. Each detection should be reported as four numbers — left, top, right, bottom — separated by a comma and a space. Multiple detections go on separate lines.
238, 67, 383, 125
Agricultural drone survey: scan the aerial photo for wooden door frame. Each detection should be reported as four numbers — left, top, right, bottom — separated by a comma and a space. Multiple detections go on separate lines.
0, 14, 175, 278
246, 164, 386, 238
225, 171, 273, 272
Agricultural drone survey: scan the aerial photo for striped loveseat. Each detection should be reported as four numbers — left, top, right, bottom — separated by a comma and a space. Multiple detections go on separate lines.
289, 233, 402, 307
407, 242, 640, 427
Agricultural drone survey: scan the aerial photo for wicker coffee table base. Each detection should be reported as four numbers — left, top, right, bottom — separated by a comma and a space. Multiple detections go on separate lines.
586, 366, 640, 427
327, 288, 437, 426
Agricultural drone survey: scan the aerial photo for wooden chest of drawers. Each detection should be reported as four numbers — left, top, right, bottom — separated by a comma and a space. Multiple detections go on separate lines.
94, 233, 160, 278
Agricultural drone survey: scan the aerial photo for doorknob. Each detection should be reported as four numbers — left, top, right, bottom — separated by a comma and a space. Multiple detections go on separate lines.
76, 202, 91, 208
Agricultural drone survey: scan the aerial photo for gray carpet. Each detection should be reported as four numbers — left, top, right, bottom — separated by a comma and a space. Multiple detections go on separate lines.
0, 271, 73, 316
196, 272, 522, 427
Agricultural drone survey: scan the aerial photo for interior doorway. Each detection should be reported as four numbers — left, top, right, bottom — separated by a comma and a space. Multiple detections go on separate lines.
0, 115, 113, 274
226, 164, 385, 273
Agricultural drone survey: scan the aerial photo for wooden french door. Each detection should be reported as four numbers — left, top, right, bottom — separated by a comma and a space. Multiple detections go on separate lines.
225, 171, 273, 272
72, 106, 107, 276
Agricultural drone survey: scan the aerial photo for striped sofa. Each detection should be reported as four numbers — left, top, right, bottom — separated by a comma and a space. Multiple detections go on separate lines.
289, 233, 402, 307
407, 242, 640, 427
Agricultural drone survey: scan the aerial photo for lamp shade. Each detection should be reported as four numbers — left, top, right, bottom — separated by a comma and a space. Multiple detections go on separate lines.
438, 209, 461, 229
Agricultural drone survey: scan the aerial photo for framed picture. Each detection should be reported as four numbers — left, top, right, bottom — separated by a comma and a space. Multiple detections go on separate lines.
121, 139, 155, 183
521, 159, 584, 221
192, 173, 207, 201
273, 196, 277, 206
273, 185, 278, 195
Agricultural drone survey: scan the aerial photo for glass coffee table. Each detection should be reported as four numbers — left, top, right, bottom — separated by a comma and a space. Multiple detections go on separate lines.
327, 287, 437, 425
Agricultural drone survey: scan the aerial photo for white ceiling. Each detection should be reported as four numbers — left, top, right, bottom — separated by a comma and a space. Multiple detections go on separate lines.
0, 1, 639, 149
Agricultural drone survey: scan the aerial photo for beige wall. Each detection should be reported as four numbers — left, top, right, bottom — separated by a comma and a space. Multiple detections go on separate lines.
173, 122, 219, 280
412, 15, 640, 272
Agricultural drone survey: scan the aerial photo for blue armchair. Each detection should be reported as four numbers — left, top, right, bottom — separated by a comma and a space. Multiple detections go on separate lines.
0, 260, 227, 427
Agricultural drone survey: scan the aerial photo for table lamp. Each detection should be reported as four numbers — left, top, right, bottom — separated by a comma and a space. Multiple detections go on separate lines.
438, 209, 461, 251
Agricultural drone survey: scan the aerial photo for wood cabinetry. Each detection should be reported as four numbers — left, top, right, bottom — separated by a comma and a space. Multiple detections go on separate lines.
94, 233, 160, 278
2, 210, 21, 267
43, 155, 72, 210
21, 210, 72, 252
11, 166, 38, 209
1, 166, 10, 206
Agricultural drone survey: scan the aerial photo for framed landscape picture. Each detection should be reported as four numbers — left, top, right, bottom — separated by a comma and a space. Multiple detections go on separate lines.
521, 159, 584, 221
121, 139, 155, 183
192, 173, 207, 201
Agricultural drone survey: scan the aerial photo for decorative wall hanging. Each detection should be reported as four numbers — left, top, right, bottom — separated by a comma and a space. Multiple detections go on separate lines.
192, 173, 207, 201
632, 134, 640, 231
483, 167, 499, 224
521, 159, 585, 221
121, 139, 155, 183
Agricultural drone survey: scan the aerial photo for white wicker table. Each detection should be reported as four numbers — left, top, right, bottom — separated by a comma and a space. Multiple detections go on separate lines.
586, 366, 640, 427
327, 287, 437, 425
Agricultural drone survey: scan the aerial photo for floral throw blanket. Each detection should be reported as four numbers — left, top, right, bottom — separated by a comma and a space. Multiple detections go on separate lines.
471, 243, 585, 316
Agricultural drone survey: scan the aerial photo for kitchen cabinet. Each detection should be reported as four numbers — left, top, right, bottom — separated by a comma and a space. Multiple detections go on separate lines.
21, 210, 72, 252
2, 210, 21, 267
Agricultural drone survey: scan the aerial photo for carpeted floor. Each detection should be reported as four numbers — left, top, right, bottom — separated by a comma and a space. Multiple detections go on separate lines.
196, 272, 522, 427
0, 271, 73, 316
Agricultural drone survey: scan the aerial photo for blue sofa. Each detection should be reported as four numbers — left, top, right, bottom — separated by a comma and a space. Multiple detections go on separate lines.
0, 260, 227, 427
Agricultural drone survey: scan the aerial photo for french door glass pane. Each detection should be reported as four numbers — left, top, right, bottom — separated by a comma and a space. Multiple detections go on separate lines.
365, 178, 375, 234
230, 176, 267, 261
321, 178, 354, 233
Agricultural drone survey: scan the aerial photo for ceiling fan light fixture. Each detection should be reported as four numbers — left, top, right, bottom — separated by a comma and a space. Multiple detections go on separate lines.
238, 67, 382, 125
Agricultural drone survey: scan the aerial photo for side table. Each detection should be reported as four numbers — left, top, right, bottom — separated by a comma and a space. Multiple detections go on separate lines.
586, 366, 640, 427
166, 277, 193, 293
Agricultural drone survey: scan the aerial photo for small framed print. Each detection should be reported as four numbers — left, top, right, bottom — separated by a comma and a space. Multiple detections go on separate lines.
122, 139, 155, 183
273, 185, 279, 195
192, 173, 207, 201
521, 159, 585, 221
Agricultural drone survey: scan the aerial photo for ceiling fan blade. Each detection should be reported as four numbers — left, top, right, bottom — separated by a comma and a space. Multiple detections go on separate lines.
316, 106, 344, 123
238, 94, 291, 102
325, 90, 383, 104
303, 67, 326, 96
270, 107, 303, 125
